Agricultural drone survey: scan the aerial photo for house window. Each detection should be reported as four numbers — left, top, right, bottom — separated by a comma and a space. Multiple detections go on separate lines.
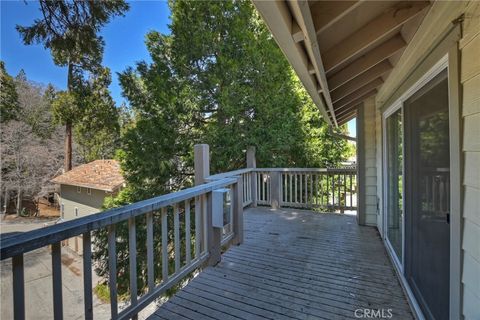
77, 186, 81, 193
87, 188, 91, 195
75, 207, 79, 217
61, 204, 64, 219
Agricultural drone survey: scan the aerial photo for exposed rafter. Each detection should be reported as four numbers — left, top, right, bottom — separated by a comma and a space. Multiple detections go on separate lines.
333, 78, 383, 110
291, 21, 304, 43
327, 34, 406, 90
310, 1, 361, 35
331, 60, 391, 102
335, 89, 377, 118
322, 1, 429, 72
251, 0, 333, 126
338, 111, 358, 125
290, 0, 338, 126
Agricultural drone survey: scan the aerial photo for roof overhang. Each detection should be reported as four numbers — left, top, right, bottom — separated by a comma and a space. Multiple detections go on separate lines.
252, 0, 431, 127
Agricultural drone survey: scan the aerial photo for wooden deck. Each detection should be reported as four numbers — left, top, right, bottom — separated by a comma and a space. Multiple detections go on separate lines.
150, 207, 414, 320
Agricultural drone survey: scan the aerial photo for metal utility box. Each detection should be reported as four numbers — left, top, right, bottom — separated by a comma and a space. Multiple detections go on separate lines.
212, 188, 232, 228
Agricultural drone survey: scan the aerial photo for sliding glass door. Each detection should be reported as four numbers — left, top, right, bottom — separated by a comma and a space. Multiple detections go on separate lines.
383, 67, 450, 320
404, 70, 450, 320
385, 109, 403, 263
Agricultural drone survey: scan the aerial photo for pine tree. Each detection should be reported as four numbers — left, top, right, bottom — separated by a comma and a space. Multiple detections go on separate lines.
0, 61, 19, 123
16, 1, 129, 171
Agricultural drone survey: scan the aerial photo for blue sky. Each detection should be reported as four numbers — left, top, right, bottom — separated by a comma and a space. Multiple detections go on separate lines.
1, 0, 355, 135
1, 0, 171, 105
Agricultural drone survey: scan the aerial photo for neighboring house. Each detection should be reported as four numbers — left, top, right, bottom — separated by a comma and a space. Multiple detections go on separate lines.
51, 160, 125, 221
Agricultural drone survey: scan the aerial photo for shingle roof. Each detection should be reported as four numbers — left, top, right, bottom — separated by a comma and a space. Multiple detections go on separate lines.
51, 160, 125, 192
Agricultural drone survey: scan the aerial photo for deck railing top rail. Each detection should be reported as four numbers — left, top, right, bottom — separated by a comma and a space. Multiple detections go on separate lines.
0, 177, 236, 260
254, 167, 356, 172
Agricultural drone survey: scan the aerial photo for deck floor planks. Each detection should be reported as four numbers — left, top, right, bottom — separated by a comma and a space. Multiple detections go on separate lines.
150, 207, 414, 320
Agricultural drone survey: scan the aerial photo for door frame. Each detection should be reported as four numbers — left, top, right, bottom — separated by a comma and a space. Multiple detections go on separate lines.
381, 50, 462, 320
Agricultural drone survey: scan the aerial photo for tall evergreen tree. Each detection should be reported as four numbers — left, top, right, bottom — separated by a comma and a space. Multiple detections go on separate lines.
74, 67, 120, 162
93, 0, 349, 296
16, 0, 129, 171
0, 61, 19, 123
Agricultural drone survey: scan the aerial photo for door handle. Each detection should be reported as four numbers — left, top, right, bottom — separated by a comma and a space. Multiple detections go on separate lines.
446, 213, 450, 224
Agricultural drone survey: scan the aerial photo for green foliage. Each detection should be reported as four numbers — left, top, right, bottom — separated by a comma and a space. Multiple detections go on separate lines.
51, 91, 79, 125
73, 68, 120, 162
16, 1, 129, 72
17, 0, 129, 170
92, 0, 350, 297
0, 61, 19, 123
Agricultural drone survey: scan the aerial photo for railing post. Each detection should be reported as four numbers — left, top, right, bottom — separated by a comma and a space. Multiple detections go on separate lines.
247, 146, 257, 207
194, 144, 221, 265
233, 176, 244, 245
205, 191, 222, 266
270, 171, 281, 209
194, 144, 210, 186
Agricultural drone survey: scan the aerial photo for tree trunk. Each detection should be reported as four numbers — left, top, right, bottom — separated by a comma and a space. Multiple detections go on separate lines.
65, 121, 72, 171
2, 187, 9, 217
16, 188, 22, 217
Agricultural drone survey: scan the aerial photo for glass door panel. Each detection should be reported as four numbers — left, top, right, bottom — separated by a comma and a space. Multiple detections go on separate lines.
404, 69, 450, 320
385, 109, 403, 262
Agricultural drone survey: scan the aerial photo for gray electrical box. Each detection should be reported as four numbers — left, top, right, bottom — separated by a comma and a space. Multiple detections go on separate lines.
212, 188, 232, 228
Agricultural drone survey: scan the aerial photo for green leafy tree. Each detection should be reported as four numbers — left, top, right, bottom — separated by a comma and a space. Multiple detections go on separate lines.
16, 0, 129, 171
74, 68, 120, 162
93, 0, 349, 297
0, 61, 19, 123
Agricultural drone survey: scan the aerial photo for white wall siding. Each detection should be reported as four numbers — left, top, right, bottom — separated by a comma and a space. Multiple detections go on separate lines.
362, 97, 378, 226
460, 3, 480, 318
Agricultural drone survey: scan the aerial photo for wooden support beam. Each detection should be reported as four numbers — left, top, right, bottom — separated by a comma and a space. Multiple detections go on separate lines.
290, 0, 338, 126
335, 89, 377, 118
310, 1, 360, 35
333, 77, 383, 109
337, 105, 360, 121
338, 111, 358, 125
252, 1, 332, 126
291, 20, 304, 43
322, 1, 429, 72
308, 62, 315, 75
327, 34, 406, 90
331, 60, 391, 102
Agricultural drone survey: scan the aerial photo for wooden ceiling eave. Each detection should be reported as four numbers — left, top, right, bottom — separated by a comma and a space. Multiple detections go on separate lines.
251, 0, 333, 126
253, 0, 431, 127
289, 1, 338, 127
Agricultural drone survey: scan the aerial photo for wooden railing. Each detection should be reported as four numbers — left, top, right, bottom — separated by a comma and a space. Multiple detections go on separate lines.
282, 168, 357, 211
210, 167, 357, 211
0, 158, 357, 319
0, 177, 243, 320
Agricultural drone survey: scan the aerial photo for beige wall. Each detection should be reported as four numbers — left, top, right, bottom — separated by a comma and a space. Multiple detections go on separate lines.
459, 3, 480, 318
363, 97, 378, 226
59, 185, 109, 221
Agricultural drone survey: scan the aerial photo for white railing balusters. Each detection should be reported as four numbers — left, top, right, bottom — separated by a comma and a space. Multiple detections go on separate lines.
2, 177, 239, 320
83, 232, 93, 320
252, 168, 356, 211
146, 213, 154, 293
185, 200, 191, 265
107, 225, 118, 319
161, 208, 168, 282
173, 204, 180, 273
128, 217, 138, 315
194, 196, 201, 259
